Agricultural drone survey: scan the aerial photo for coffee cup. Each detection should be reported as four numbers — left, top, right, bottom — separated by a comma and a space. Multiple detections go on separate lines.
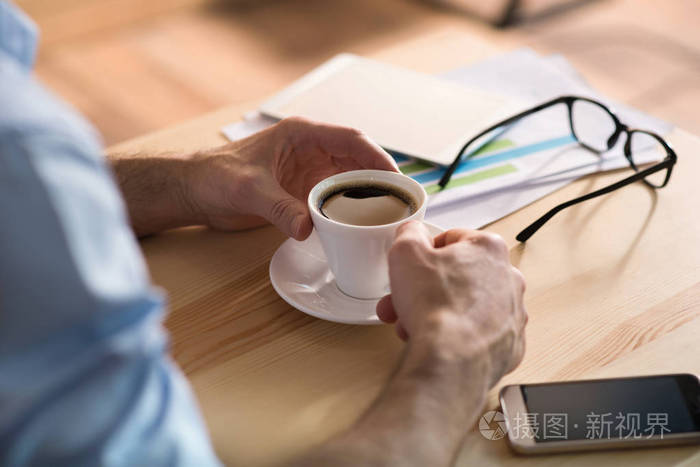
307, 169, 427, 299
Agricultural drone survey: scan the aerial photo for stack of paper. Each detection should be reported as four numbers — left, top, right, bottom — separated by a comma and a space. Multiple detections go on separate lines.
256, 54, 521, 166
221, 49, 672, 230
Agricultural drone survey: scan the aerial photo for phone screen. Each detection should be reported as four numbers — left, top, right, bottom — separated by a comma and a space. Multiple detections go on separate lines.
520, 374, 700, 442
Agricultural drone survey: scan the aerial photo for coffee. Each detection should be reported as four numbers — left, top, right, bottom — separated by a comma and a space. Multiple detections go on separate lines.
320, 183, 417, 226
309, 170, 427, 298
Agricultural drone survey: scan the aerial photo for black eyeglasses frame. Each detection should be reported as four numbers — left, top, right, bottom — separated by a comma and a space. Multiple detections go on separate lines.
437, 95, 677, 242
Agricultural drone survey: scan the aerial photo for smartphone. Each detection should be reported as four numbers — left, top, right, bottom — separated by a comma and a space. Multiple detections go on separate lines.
499, 373, 700, 454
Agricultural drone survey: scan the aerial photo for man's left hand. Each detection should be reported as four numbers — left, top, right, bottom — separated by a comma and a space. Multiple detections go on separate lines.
184, 117, 398, 239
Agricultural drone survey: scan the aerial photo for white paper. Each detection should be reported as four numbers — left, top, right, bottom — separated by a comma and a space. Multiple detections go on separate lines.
221, 50, 673, 232
221, 111, 277, 141
421, 49, 672, 229
441, 48, 672, 135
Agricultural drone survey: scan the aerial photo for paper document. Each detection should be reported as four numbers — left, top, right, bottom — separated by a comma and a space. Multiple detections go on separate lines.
221, 49, 673, 231
258, 53, 520, 166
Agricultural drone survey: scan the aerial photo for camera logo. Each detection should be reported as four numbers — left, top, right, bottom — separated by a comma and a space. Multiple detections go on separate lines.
479, 410, 507, 440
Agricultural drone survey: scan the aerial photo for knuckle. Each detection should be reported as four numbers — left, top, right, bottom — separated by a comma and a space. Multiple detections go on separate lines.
277, 116, 311, 138
235, 167, 261, 193
344, 126, 366, 139
488, 233, 508, 253
269, 196, 296, 221
436, 242, 468, 264
472, 232, 508, 255
467, 231, 491, 245
230, 167, 261, 203
280, 116, 310, 128
511, 266, 526, 292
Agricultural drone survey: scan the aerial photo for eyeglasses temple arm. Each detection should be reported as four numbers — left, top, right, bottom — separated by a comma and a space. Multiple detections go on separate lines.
515, 159, 672, 242
438, 96, 569, 188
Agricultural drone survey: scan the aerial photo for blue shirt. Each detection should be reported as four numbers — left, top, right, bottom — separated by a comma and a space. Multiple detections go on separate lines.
0, 2, 220, 465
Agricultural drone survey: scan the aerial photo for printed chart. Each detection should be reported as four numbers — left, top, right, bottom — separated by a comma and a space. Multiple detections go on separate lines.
393, 134, 576, 195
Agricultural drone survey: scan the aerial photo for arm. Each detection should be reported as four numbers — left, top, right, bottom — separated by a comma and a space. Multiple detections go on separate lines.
292, 223, 527, 466
0, 8, 223, 462
109, 153, 205, 237
0, 131, 220, 466
108, 117, 398, 238
298, 338, 490, 466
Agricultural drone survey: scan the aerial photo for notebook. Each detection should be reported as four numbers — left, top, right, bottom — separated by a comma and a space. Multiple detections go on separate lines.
259, 54, 520, 166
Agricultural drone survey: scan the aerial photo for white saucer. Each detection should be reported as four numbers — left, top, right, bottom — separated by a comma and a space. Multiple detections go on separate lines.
269, 222, 444, 325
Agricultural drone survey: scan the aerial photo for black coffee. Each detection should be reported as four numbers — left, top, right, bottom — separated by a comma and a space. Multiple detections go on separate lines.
320, 183, 417, 226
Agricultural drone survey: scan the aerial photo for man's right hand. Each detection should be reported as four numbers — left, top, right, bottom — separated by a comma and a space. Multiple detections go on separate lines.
377, 221, 527, 388
293, 221, 527, 467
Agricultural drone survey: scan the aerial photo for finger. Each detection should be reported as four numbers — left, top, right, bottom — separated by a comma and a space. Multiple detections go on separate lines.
506, 332, 526, 375
511, 266, 528, 330
289, 118, 399, 172
396, 322, 409, 341
392, 221, 434, 251
376, 295, 397, 323
389, 222, 434, 269
504, 302, 527, 377
511, 266, 526, 294
436, 230, 508, 259
433, 228, 481, 248
255, 180, 313, 240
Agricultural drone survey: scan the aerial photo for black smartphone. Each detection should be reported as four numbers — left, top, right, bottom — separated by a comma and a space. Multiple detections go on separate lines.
499, 373, 700, 454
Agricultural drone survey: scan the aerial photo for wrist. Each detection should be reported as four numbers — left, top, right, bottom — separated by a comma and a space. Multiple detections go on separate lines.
402, 311, 491, 393
344, 313, 490, 466
412, 310, 488, 359
313, 313, 491, 467
174, 152, 209, 226
184, 146, 268, 232
109, 152, 207, 236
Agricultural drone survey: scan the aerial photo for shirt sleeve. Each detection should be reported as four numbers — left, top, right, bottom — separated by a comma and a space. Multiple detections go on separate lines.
0, 46, 221, 467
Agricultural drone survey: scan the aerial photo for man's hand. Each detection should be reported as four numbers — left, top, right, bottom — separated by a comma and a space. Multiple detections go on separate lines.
110, 117, 397, 238
293, 221, 526, 467
185, 117, 397, 239
377, 221, 527, 387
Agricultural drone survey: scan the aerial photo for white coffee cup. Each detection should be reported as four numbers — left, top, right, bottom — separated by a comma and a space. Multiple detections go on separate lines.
308, 169, 427, 299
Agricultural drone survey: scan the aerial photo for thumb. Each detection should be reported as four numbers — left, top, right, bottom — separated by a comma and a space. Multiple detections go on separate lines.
257, 181, 312, 240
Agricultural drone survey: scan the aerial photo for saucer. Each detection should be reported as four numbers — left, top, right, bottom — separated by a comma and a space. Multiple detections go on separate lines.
269, 222, 445, 325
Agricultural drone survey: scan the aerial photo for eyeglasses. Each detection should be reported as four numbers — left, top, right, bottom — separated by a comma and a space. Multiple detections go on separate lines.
438, 95, 677, 242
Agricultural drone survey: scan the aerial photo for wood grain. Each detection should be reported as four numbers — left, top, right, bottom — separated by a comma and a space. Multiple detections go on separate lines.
24, 0, 700, 146
105, 29, 700, 465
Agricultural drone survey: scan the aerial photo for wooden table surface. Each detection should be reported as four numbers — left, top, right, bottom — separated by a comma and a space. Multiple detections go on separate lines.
108, 29, 700, 466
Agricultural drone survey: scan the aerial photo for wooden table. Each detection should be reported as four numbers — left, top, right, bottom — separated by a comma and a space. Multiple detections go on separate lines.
109, 29, 700, 466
